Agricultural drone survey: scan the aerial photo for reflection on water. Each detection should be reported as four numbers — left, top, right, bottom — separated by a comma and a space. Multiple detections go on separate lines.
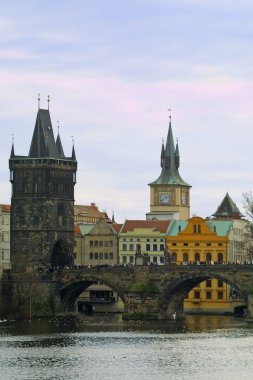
0, 314, 252, 380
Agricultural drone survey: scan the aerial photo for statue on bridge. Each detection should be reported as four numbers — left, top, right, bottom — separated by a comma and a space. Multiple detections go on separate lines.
164, 247, 172, 264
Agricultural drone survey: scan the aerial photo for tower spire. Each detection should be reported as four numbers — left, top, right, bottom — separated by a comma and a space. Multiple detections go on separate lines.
10, 133, 15, 157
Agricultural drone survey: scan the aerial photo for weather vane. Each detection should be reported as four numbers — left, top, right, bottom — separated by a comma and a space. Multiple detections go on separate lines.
47, 95, 50, 110
38, 93, 40, 110
168, 108, 172, 120
71, 136, 74, 146
11, 133, 14, 144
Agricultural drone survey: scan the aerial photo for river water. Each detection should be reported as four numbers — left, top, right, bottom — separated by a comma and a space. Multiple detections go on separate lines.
0, 314, 253, 380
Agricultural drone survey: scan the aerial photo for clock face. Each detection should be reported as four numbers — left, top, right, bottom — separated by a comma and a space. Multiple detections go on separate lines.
160, 193, 170, 204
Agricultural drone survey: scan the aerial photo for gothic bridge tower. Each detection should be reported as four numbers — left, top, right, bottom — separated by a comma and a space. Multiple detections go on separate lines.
9, 102, 77, 272
146, 116, 191, 221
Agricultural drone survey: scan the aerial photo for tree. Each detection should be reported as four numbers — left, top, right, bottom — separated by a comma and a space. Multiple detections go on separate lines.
242, 191, 253, 220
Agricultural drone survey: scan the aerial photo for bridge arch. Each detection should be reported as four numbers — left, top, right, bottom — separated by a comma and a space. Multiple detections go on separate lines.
160, 271, 247, 318
59, 275, 126, 312
50, 239, 73, 268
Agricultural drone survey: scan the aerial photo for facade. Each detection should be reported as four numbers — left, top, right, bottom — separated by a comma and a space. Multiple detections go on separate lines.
9, 107, 77, 272
74, 219, 119, 267
146, 117, 191, 221
166, 214, 247, 314
0, 204, 11, 273
212, 193, 252, 263
74, 204, 109, 224
119, 220, 170, 265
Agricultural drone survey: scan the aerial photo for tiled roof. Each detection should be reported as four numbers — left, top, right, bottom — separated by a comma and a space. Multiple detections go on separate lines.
1, 204, 11, 213
74, 204, 109, 220
112, 223, 123, 233
121, 220, 170, 233
74, 224, 81, 235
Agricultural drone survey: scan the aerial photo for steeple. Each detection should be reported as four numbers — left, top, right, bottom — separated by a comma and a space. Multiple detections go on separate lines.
10, 134, 15, 158
212, 193, 244, 219
56, 131, 65, 158
71, 144, 76, 161
150, 117, 190, 187
160, 139, 165, 168
29, 109, 58, 158
175, 138, 180, 169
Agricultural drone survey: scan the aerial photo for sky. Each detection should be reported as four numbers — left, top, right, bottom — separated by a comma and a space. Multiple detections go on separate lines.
1, 0, 253, 223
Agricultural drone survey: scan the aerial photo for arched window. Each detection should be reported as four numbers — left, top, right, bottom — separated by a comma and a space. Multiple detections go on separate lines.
218, 253, 223, 263
193, 224, 197, 233
206, 252, 212, 263
183, 252, 188, 263
198, 224, 201, 233
195, 253, 200, 262
171, 252, 177, 262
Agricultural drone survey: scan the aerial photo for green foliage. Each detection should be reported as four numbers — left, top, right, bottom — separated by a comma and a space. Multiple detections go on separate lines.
31, 293, 57, 317
127, 282, 159, 293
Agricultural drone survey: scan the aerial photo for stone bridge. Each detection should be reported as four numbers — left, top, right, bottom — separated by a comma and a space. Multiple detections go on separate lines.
51, 264, 253, 319
2, 264, 253, 319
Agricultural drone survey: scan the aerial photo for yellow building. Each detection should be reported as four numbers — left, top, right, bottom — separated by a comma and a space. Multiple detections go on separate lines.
166, 216, 245, 314
119, 220, 170, 265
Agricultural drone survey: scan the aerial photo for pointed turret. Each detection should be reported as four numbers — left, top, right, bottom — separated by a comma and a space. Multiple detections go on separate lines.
150, 117, 189, 186
212, 193, 244, 220
71, 144, 76, 161
56, 133, 65, 158
175, 139, 180, 169
29, 109, 58, 158
10, 142, 15, 158
160, 139, 165, 168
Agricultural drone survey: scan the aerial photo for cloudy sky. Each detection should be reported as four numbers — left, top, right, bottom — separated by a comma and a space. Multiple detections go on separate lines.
1, 0, 253, 222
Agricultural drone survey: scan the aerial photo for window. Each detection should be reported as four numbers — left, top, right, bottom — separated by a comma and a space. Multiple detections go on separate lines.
153, 244, 157, 251
90, 241, 93, 247
160, 244, 164, 251
206, 279, 212, 287
94, 241, 98, 247
99, 241, 103, 247
183, 253, 188, 262
172, 242, 177, 246
195, 253, 200, 262
218, 279, 223, 288
94, 252, 98, 260
206, 291, 212, 300
160, 256, 164, 264
195, 243, 200, 246
104, 241, 108, 247
104, 252, 108, 260
109, 252, 113, 260
122, 243, 127, 251
194, 291, 200, 299
218, 292, 223, 300
206, 253, 212, 262
206, 243, 211, 247
89, 252, 93, 260
153, 256, 157, 263
123, 256, 127, 264
146, 244, 150, 251
154, 239, 157, 242
99, 253, 103, 259
129, 244, 134, 251
198, 225, 201, 233
218, 243, 223, 247
129, 256, 134, 263
193, 224, 197, 233
183, 243, 188, 246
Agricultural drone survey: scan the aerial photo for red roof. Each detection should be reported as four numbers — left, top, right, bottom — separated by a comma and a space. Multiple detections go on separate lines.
74, 204, 109, 220
74, 224, 81, 235
112, 223, 123, 233
1, 204, 11, 213
121, 220, 170, 233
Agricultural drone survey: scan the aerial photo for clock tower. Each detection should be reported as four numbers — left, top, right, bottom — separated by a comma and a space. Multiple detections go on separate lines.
146, 116, 191, 221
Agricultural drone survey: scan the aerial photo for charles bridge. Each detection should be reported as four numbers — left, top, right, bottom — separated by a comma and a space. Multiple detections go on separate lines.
2, 263, 253, 319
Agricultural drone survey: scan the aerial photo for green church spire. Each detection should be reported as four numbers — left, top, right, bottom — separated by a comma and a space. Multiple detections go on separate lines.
150, 117, 190, 187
